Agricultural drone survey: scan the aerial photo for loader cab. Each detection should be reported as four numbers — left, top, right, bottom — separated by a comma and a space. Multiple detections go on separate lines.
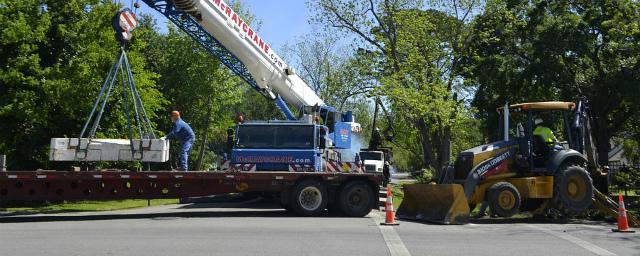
497, 102, 580, 172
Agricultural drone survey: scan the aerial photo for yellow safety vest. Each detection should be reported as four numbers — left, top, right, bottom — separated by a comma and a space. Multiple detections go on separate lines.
534, 126, 557, 143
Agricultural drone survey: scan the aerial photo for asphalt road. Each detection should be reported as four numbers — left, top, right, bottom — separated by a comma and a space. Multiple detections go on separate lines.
1, 199, 638, 256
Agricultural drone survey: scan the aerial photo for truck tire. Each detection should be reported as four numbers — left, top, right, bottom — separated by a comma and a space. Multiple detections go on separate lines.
338, 181, 375, 217
487, 182, 521, 218
552, 165, 593, 216
290, 179, 328, 217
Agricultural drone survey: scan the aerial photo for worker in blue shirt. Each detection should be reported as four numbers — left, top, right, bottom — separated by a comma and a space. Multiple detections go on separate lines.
162, 111, 195, 171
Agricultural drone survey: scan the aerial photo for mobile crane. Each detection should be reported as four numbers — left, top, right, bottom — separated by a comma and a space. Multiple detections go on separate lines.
146, 0, 363, 172
0, 0, 381, 217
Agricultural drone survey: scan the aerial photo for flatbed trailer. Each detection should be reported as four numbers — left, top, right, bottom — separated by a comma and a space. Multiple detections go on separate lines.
0, 171, 382, 217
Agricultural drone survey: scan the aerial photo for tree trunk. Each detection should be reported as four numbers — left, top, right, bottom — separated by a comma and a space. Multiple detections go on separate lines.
441, 125, 452, 169
431, 128, 442, 170
417, 118, 436, 170
195, 96, 213, 171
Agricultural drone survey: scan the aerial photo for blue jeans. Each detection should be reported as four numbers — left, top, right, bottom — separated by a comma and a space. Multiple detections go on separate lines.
179, 138, 195, 171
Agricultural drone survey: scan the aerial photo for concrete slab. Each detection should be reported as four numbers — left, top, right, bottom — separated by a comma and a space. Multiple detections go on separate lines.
49, 138, 169, 162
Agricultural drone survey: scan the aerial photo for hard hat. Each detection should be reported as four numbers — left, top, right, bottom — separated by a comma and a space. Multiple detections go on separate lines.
384, 161, 390, 165
170, 110, 180, 117
534, 118, 543, 125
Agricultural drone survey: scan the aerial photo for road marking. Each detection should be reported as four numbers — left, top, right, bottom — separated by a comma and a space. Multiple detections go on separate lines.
374, 212, 412, 256
526, 224, 616, 256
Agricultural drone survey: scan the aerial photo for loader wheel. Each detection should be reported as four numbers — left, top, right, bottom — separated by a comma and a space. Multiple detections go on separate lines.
553, 165, 593, 216
290, 179, 328, 217
338, 181, 375, 217
487, 182, 521, 218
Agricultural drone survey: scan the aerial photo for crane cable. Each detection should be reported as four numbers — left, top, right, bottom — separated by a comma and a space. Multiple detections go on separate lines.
77, 47, 156, 159
77, 7, 153, 160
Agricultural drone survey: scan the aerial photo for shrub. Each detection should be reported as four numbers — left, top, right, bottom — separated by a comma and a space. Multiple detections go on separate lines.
413, 167, 436, 184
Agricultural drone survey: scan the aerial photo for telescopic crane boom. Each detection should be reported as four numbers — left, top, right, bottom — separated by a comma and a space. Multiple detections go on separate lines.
142, 0, 325, 120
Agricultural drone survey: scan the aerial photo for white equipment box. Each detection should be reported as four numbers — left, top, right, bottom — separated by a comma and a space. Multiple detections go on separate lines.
50, 138, 170, 162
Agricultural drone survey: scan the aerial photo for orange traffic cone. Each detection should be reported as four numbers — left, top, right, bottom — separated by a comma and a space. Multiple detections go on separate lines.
612, 195, 635, 233
381, 184, 399, 226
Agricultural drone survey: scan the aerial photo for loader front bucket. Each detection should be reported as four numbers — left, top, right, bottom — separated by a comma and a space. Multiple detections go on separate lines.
396, 184, 470, 224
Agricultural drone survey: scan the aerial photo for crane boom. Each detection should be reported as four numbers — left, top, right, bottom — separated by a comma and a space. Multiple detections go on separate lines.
142, 0, 324, 116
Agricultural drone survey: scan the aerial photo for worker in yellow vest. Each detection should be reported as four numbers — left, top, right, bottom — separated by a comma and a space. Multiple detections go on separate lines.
533, 118, 557, 143
533, 118, 561, 151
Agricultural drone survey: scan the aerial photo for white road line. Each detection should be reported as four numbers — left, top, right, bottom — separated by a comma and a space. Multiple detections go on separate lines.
373, 212, 412, 256
526, 224, 616, 256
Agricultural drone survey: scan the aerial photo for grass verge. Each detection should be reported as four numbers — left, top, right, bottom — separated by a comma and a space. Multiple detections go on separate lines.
0, 199, 179, 215
389, 182, 408, 210
611, 189, 639, 196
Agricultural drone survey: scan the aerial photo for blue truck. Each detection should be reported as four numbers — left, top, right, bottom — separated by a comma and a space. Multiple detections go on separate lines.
231, 117, 356, 172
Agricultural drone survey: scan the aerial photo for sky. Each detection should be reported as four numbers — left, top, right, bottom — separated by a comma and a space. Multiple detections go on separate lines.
135, 0, 313, 51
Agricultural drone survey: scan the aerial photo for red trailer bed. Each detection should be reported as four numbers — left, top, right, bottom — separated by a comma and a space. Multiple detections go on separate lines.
0, 171, 382, 217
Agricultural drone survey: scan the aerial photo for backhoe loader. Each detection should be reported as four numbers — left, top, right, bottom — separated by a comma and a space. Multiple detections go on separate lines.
397, 101, 612, 224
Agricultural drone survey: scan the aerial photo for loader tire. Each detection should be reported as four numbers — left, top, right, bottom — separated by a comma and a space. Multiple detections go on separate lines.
290, 179, 328, 217
553, 165, 593, 216
338, 181, 375, 217
487, 182, 521, 218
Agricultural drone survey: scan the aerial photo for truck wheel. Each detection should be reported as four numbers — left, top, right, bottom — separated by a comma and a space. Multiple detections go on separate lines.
338, 181, 375, 217
487, 182, 521, 218
553, 165, 593, 216
290, 179, 328, 217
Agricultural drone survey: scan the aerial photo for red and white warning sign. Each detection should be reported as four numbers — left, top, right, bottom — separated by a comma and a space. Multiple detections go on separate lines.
119, 10, 138, 32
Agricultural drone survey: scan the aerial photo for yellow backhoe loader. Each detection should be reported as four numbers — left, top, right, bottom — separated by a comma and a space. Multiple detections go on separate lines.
397, 101, 635, 225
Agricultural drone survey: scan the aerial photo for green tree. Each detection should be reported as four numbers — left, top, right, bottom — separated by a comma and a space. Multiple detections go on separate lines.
465, 0, 640, 164
0, 0, 164, 170
282, 33, 375, 111
311, 0, 480, 171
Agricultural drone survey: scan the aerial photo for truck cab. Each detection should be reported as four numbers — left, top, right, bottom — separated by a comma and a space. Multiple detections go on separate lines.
231, 121, 334, 172
359, 151, 385, 173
